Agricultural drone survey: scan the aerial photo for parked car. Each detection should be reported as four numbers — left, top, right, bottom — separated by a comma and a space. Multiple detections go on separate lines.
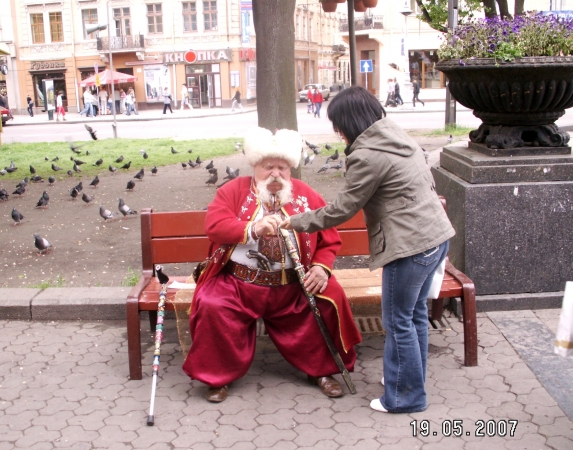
298, 84, 330, 102
1, 106, 13, 127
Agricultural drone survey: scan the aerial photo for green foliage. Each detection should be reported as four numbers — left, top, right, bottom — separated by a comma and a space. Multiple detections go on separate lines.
121, 267, 140, 287
427, 124, 474, 136
0, 137, 241, 181
30, 275, 65, 290
416, 0, 484, 32
438, 13, 573, 61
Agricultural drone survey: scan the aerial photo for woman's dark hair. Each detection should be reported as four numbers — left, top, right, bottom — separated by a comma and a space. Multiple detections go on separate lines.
327, 86, 386, 145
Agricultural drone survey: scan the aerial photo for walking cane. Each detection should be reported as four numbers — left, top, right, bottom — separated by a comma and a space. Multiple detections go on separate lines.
279, 228, 357, 394
147, 265, 170, 426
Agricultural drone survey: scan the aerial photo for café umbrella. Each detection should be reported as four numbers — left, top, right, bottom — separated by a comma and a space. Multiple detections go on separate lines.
80, 69, 137, 87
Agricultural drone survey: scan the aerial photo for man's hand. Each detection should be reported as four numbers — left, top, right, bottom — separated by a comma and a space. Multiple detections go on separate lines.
304, 265, 329, 295
280, 218, 293, 230
254, 214, 282, 237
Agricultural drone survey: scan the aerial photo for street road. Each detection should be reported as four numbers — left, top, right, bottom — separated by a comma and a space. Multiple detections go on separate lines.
4, 101, 573, 143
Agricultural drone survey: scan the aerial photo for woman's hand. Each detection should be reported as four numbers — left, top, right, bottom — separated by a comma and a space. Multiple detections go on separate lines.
304, 265, 329, 295
280, 218, 293, 230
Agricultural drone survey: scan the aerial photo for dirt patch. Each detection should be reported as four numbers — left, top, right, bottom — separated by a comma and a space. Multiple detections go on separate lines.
0, 133, 448, 288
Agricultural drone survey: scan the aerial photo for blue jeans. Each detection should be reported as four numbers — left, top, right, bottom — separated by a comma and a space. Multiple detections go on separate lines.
79, 102, 93, 117
125, 104, 138, 115
380, 240, 449, 413
314, 102, 322, 118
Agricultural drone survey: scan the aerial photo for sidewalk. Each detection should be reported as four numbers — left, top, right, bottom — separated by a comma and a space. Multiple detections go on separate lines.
1, 308, 572, 449
8, 103, 258, 127
8, 89, 462, 127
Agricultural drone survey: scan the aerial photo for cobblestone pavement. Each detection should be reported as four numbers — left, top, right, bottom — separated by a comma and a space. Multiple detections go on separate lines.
1, 309, 572, 449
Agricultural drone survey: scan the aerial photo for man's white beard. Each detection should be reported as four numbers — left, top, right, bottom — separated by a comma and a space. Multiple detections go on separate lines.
256, 176, 293, 206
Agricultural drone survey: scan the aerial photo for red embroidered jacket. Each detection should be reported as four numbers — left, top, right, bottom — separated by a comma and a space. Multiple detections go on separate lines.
193, 176, 362, 352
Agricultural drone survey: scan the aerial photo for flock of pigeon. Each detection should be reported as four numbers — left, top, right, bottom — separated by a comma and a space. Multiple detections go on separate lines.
303, 140, 344, 173
1, 124, 211, 255
2, 125, 342, 256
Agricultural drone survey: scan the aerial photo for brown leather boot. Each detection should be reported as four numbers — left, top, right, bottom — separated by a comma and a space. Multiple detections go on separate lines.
307, 375, 343, 398
205, 385, 228, 403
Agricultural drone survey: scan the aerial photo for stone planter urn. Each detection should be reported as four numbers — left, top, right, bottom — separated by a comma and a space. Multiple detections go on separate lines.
436, 56, 573, 156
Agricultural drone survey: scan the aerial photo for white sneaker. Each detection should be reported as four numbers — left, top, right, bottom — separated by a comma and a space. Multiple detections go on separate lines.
370, 399, 388, 412
381, 377, 384, 386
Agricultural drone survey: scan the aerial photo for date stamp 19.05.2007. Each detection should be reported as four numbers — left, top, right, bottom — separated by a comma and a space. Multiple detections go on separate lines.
411, 419, 518, 438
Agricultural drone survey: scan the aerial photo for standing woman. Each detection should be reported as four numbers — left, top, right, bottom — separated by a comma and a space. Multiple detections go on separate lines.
180, 83, 192, 110
281, 86, 454, 414
313, 87, 323, 118
27, 94, 34, 117
231, 88, 243, 112
120, 89, 126, 113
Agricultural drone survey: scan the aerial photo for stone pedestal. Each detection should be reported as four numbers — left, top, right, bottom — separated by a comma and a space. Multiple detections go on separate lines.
432, 142, 573, 308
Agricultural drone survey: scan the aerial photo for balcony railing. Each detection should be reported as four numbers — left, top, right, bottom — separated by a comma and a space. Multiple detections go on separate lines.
339, 15, 383, 32
97, 35, 144, 51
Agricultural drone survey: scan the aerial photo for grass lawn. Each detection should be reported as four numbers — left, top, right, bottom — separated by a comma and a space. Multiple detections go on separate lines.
0, 137, 247, 181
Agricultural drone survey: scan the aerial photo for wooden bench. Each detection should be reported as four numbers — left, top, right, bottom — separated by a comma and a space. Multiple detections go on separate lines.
127, 208, 478, 380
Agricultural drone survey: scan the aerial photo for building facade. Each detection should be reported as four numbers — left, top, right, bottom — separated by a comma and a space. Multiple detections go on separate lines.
3, 0, 345, 115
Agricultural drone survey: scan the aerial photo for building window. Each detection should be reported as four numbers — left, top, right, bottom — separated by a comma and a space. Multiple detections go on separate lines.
114, 8, 131, 36
203, 1, 217, 31
82, 9, 99, 39
49, 12, 64, 42
30, 13, 45, 44
296, 15, 300, 40
182, 2, 197, 32
147, 3, 163, 33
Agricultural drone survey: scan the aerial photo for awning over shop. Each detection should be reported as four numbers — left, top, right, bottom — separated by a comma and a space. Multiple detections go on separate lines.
0, 42, 10, 56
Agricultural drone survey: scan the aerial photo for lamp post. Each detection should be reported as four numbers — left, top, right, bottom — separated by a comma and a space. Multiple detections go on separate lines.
399, 3, 412, 84
445, 0, 458, 126
107, 2, 117, 138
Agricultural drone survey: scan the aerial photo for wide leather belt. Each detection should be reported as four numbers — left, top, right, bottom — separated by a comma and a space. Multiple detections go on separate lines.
226, 260, 298, 286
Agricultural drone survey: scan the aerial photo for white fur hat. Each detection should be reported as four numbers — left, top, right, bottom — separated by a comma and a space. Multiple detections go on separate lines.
243, 127, 302, 168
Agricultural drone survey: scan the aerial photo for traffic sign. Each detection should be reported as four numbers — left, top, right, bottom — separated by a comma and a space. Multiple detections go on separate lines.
94, 63, 99, 74
95, 74, 101, 87
360, 60, 373, 73
184, 50, 197, 64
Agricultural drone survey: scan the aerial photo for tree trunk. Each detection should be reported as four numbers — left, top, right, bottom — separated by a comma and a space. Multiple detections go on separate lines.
514, 0, 525, 16
496, 0, 511, 19
482, 0, 497, 18
253, 0, 297, 133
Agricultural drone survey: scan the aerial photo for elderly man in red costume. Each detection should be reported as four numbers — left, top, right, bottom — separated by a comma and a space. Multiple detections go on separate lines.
182, 127, 362, 403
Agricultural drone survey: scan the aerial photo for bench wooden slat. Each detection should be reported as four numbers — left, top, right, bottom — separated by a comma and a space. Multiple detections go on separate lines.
128, 200, 478, 381
337, 230, 370, 256
150, 211, 207, 237
151, 237, 210, 264
334, 212, 367, 230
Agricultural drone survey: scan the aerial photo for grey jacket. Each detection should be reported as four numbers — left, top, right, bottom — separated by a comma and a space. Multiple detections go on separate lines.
290, 118, 455, 270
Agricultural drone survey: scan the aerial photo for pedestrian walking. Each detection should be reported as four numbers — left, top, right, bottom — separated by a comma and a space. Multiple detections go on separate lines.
125, 88, 138, 116
113, 88, 121, 114
120, 89, 127, 113
412, 79, 425, 107
79, 88, 94, 117
281, 86, 454, 414
231, 89, 243, 112
56, 91, 66, 121
26, 94, 34, 117
180, 84, 193, 110
162, 87, 173, 114
99, 88, 108, 115
307, 87, 315, 114
384, 79, 396, 107
313, 87, 323, 118
394, 78, 403, 105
